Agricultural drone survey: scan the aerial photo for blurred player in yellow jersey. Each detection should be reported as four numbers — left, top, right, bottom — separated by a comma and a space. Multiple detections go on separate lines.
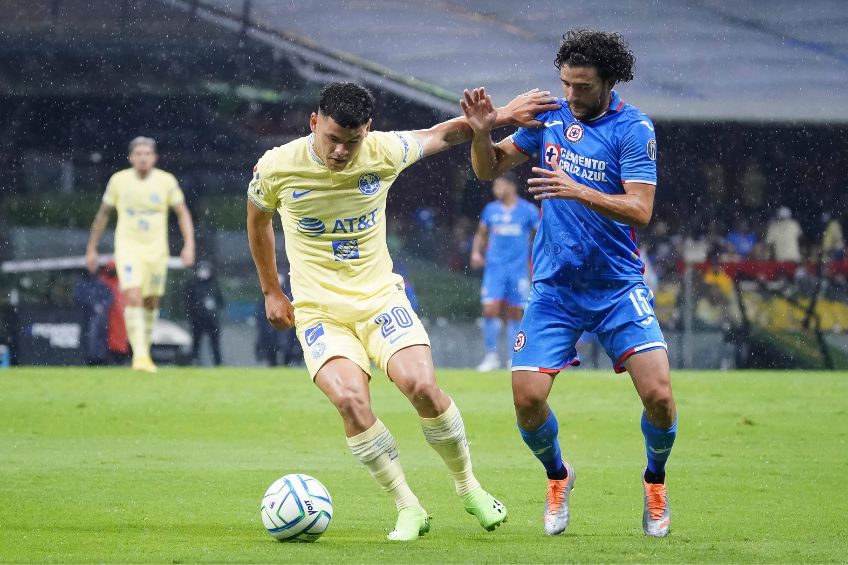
86, 137, 196, 372
247, 82, 559, 541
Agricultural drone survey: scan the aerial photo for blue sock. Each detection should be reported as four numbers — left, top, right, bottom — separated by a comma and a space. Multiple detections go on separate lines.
641, 411, 677, 481
518, 410, 567, 480
482, 316, 502, 353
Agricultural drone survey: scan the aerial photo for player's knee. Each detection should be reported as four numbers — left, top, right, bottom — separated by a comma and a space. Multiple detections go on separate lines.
333, 390, 371, 424
643, 387, 675, 420
513, 388, 546, 417
403, 378, 440, 404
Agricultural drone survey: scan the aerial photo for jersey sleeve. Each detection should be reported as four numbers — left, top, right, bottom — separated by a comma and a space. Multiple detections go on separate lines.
510, 125, 542, 157
383, 131, 424, 173
620, 116, 658, 185
526, 202, 541, 231
480, 203, 493, 227
247, 151, 280, 213
166, 173, 185, 207
102, 175, 118, 207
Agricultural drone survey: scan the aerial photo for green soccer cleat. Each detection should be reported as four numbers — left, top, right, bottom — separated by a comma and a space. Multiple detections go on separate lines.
387, 506, 431, 541
463, 487, 508, 531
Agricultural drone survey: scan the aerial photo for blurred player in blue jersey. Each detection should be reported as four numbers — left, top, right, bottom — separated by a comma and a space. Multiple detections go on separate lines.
461, 28, 677, 537
470, 172, 539, 371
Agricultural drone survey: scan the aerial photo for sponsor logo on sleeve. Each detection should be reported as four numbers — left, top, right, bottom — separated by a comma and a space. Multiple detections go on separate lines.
647, 138, 657, 161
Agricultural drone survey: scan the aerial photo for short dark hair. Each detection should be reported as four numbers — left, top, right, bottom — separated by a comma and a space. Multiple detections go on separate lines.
318, 82, 375, 128
496, 171, 519, 187
554, 28, 635, 84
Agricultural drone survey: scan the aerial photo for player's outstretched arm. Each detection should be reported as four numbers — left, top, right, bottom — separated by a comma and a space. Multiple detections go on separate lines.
246, 202, 294, 330
173, 203, 196, 267
528, 163, 655, 227
462, 88, 531, 180
470, 222, 489, 270
85, 202, 114, 273
414, 88, 559, 158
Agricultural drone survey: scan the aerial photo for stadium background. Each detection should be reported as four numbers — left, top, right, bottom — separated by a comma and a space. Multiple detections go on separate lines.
1, 0, 847, 369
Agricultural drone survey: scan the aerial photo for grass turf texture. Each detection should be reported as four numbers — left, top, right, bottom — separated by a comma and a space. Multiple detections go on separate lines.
1, 368, 846, 564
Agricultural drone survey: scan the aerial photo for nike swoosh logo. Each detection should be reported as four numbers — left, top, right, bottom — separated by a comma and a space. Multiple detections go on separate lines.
292, 190, 314, 199
388, 332, 409, 344
640, 120, 655, 132
648, 446, 672, 454
544, 120, 563, 128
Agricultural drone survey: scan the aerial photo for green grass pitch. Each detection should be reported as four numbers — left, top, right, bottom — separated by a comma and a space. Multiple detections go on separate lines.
1, 367, 846, 564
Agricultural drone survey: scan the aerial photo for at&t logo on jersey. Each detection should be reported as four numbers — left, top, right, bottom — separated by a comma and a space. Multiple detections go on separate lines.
358, 172, 380, 195
565, 123, 584, 143
297, 217, 326, 237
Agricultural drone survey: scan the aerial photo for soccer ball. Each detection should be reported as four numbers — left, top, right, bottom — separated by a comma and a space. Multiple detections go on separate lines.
260, 474, 333, 542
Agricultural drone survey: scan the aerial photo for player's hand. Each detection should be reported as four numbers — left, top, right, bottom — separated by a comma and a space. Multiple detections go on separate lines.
527, 157, 585, 201
470, 251, 485, 270
500, 88, 561, 128
265, 292, 295, 330
180, 245, 196, 267
85, 247, 99, 273
461, 87, 497, 133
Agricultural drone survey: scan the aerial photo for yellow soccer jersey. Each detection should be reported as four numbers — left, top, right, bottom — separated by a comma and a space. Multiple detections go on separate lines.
102, 168, 184, 259
248, 131, 423, 317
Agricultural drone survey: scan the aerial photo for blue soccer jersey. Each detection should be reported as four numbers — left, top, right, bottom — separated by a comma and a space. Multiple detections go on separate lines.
480, 199, 539, 268
510, 90, 657, 283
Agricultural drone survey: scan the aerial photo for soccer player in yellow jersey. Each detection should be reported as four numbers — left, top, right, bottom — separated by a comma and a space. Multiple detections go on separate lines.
247, 82, 558, 541
86, 137, 196, 372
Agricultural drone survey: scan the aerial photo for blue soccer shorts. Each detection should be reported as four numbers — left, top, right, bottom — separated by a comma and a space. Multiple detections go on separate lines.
511, 278, 667, 374
481, 266, 531, 309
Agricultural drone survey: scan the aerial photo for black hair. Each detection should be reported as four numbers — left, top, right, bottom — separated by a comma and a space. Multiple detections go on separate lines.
318, 82, 375, 128
496, 171, 520, 187
554, 28, 635, 84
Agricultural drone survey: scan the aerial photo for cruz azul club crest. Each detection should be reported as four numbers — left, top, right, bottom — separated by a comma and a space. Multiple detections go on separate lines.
565, 122, 584, 143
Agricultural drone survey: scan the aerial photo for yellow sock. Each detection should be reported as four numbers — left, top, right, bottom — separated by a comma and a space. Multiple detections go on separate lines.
143, 308, 158, 357
347, 420, 420, 511
124, 307, 147, 359
421, 400, 481, 496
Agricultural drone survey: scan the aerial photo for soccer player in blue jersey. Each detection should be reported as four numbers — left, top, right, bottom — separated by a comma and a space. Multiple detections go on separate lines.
460, 28, 677, 537
470, 172, 539, 371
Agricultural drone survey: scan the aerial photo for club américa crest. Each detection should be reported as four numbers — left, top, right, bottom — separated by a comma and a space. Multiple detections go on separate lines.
358, 172, 381, 195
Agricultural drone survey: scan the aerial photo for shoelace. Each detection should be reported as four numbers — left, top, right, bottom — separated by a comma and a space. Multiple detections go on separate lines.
645, 483, 667, 520
546, 480, 566, 514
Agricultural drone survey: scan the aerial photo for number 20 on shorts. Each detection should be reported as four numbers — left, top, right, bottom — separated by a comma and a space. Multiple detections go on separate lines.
374, 306, 413, 338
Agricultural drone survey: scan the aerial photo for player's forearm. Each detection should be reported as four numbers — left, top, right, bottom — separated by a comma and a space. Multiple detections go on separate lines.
470, 132, 505, 181
420, 111, 514, 156
471, 231, 487, 258
86, 208, 111, 251
573, 188, 653, 228
247, 209, 283, 297
176, 207, 196, 250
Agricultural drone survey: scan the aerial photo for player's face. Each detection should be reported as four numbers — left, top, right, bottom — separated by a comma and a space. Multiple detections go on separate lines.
310, 112, 371, 171
560, 65, 614, 121
492, 178, 517, 202
128, 145, 157, 174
